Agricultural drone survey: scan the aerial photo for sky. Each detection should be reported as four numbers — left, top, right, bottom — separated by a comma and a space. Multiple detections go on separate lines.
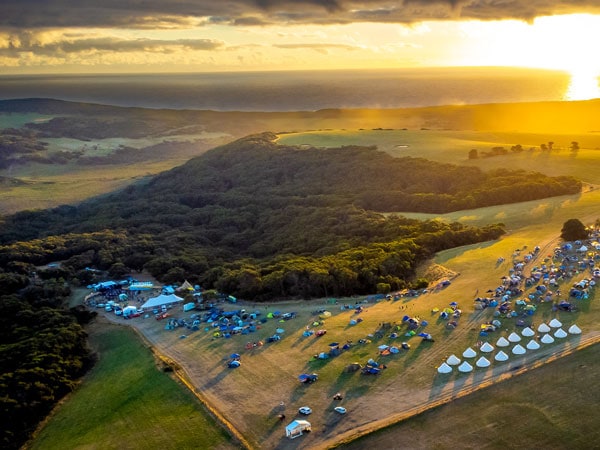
1, 0, 600, 77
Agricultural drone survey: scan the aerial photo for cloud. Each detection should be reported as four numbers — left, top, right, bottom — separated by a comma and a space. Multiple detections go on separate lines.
273, 43, 360, 54
0, 33, 224, 57
2, 0, 600, 31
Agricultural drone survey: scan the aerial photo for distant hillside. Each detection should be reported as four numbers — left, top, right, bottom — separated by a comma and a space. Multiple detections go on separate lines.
3, 98, 600, 134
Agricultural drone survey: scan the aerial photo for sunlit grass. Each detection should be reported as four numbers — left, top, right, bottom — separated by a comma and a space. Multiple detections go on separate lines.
30, 324, 235, 450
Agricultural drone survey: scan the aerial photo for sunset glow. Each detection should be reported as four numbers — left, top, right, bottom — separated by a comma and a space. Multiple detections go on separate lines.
0, 1, 599, 100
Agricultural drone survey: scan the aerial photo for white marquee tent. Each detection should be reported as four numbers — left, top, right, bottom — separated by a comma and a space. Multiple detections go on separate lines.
141, 293, 183, 310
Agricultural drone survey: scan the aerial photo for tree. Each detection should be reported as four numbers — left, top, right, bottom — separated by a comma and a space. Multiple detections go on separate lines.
570, 141, 580, 151
560, 218, 588, 241
468, 149, 478, 159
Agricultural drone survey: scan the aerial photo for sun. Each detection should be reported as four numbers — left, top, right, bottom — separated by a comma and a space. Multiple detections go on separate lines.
457, 14, 600, 99
565, 70, 600, 101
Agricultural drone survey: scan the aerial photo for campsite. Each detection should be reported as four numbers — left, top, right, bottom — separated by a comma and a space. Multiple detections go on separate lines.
71, 219, 600, 449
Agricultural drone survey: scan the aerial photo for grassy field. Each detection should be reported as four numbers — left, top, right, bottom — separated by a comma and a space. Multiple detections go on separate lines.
278, 130, 600, 184
339, 341, 600, 450
29, 322, 237, 450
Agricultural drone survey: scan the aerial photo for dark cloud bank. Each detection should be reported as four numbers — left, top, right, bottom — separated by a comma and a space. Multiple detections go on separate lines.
2, 0, 600, 30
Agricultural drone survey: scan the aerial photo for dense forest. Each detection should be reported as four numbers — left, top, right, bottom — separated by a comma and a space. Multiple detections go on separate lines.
0, 279, 94, 449
0, 132, 580, 298
0, 131, 583, 447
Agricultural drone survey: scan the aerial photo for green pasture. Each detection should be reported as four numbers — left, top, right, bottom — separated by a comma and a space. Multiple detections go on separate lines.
0, 112, 56, 128
278, 130, 600, 184
340, 341, 600, 450
43, 131, 229, 156
30, 324, 235, 450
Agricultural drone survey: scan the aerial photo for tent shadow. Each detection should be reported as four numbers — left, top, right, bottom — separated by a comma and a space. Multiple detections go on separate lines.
451, 371, 469, 393
199, 366, 232, 390
402, 340, 432, 367
327, 371, 357, 396
429, 372, 452, 400
290, 383, 311, 402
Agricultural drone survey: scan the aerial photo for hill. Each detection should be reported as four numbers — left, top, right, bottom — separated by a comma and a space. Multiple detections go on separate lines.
0, 132, 581, 298
0, 126, 590, 448
1, 98, 598, 215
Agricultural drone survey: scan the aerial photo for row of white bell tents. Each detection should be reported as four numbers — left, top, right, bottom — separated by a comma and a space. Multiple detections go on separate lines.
439, 324, 581, 373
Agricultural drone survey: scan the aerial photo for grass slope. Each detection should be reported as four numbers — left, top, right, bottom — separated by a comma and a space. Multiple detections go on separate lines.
29, 322, 236, 450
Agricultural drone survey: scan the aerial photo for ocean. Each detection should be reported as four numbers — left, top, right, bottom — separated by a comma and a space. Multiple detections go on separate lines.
0, 67, 574, 112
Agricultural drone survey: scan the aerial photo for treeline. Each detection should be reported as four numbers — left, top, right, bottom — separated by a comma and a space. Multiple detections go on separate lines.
0, 276, 94, 449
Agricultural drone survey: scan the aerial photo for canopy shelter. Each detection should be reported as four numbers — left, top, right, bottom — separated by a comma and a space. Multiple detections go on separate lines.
141, 293, 183, 310
286, 420, 311, 439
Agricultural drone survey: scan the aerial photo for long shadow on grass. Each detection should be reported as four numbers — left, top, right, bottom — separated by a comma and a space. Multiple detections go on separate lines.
429, 372, 452, 400
402, 340, 433, 367
199, 366, 233, 390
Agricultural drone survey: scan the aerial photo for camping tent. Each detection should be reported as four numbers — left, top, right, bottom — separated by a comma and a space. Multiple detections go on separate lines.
512, 344, 526, 355
446, 354, 461, 366
496, 337, 510, 347
549, 318, 562, 328
538, 323, 551, 333
437, 362, 452, 374
480, 342, 494, 353
122, 306, 138, 316
176, 280, 195, 292
141, 293, 183, 310
494, 350, 509, 362
554, 328, 567, 338
345, 363, 362, 373
568, 324, 582, 335
462, 347, 477, 358
475, 356, 491, 368
508, 332, 521, 342
458, 361, 473, 373
285, 420, 311, 439
521, 327, 535, 337
541, 334, 555, 344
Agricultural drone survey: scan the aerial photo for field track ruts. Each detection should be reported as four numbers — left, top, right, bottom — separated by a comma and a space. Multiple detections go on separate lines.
321, 330, 600, 449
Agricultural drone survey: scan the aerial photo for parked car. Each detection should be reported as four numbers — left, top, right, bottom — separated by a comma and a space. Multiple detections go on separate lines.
334, 406, 347, 414
298, 406, 312, 415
